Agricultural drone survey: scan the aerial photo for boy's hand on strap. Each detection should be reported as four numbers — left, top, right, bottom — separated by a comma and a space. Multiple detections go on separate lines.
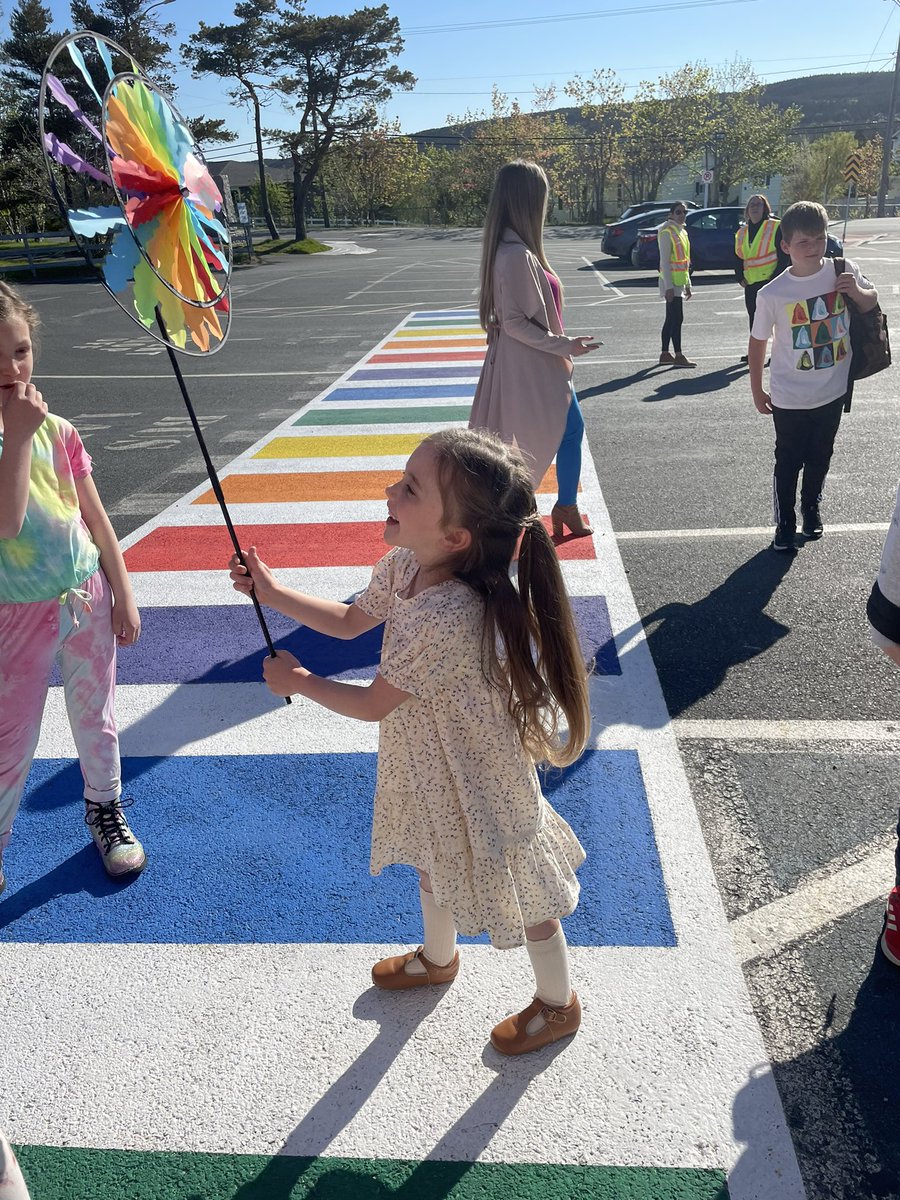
263, 648, 302, 697
230, 545, 277, 606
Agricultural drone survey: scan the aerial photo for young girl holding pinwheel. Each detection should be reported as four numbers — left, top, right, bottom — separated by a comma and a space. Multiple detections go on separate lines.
230, 428, 591, 1057
0, 283, 145, 894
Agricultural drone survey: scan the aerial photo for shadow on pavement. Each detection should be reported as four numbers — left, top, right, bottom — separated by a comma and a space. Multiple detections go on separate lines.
222, 988, 568, 1199
643, 364, 746, 401
764, 940, 900, 1200
617, 548, 797, 718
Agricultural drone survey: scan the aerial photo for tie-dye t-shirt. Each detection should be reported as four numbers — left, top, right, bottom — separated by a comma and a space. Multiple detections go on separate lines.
751, 257, 871, 409
0, 414, 99, 602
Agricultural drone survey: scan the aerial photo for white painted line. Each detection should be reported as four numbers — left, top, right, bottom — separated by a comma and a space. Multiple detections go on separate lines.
616, 522, 890, 540
730, 842, 895, 964
580, 256, 624, 298
673, 719, 900, 742
0, 941, 791, 1173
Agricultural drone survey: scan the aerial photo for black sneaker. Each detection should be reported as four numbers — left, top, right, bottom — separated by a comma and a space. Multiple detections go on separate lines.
772, 523, 797, 551
801, 507, 823, 539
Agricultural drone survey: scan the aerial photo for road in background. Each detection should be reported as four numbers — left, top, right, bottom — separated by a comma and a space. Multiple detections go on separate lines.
14, 220, 900, 1197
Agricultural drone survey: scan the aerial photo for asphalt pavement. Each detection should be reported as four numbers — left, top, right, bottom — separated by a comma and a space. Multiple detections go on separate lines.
13, 218, 900, 1198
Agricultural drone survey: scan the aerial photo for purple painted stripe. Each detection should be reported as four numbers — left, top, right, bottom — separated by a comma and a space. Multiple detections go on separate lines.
50, 597, 619, 686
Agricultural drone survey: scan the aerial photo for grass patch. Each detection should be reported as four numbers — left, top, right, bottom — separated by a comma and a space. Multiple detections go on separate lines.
255, 237, 330, 255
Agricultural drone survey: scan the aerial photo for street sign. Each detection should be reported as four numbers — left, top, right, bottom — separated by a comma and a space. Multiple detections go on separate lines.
843, 151, 862, 184
701, 169, 714, 183
236, 202, 250, 225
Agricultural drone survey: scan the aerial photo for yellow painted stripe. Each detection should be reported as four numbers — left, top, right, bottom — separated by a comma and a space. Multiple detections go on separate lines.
253, 433, 426, 459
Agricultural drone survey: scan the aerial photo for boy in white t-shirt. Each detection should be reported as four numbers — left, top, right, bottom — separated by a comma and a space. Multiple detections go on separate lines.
748, 201, 878, 551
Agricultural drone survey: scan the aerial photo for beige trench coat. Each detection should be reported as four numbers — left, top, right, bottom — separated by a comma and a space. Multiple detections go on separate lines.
469, 231, 580, 484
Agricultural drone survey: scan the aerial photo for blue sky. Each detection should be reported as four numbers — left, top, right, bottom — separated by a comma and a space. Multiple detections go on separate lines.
27, 0, 900, 158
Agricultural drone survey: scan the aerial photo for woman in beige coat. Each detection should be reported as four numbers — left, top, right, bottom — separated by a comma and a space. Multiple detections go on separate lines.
469, 160, 599, 537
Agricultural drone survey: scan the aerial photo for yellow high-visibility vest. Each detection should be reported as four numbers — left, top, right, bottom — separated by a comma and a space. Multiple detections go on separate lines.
735, 217, 780, 284
659, 222, 690, 286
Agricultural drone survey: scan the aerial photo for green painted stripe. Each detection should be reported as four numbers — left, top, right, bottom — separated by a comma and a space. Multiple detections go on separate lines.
15, 1145, 729, 1199
294, 405, 471, 426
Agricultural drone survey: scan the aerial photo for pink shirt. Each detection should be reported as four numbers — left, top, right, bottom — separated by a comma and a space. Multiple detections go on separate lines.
543, 268, 563, 328
0, 414, 99, 602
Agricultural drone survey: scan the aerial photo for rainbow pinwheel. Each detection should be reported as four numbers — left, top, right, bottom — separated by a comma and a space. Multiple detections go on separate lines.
39, 32, 231, 354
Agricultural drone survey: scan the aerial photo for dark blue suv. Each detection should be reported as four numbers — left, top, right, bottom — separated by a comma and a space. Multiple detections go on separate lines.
632, 207, 843, 272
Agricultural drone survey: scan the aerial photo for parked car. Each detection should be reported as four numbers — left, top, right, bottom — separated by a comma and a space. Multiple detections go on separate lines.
601, 208, 670, 260
615, 199, 700, 223
632, 207, 844, 272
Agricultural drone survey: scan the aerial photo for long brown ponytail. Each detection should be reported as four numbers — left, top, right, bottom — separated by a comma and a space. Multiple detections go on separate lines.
428, 428, 590, 767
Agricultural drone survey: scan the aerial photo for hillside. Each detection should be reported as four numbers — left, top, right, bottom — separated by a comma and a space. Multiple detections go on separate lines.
412, 71, 895, 147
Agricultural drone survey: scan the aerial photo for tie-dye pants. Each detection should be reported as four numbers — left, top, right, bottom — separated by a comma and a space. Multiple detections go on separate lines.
0, 568, 120, 851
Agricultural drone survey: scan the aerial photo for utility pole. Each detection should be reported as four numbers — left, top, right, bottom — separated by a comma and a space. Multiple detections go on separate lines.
878, 6, 900, 216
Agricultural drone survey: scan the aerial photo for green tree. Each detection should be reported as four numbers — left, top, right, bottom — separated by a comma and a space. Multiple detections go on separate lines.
443, 87, 559, 224
785, 131, 858, 207
705, 59, 801, 199
69, 0, 176, 81
322, 119, 425, 223
561, 69, 626, 222
183, 1, 282, 238
270, 3, 415, 240
0, 0, 70, 227
619, 65, 711, 202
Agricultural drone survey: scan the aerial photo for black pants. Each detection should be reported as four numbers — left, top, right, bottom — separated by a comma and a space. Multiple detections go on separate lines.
744, 279, 767, 331
661, 297, 683, 353
771, 394, 847, 526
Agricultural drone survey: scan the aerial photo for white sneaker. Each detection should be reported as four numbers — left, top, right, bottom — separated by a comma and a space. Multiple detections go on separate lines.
85, 799, 146, 877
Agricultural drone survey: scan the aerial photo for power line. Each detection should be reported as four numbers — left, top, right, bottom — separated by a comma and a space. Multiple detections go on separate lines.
403, 0, 757, 35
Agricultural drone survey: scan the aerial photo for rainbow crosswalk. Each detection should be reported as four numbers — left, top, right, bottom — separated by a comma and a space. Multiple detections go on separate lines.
3, 311, 807, 1198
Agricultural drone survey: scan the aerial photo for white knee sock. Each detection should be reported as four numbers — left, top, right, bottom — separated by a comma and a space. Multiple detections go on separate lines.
526, 927, 572, 1007
416, 885, 457, 969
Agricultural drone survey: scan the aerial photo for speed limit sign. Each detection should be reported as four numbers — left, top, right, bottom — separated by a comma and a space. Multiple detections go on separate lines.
701, 169, 714, 183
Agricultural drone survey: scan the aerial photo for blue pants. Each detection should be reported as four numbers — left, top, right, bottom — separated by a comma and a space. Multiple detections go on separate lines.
556, 390, 584, 506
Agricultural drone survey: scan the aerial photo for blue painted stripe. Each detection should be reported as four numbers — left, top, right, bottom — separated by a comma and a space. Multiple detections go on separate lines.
6, 751, 674, 947
49, 597, 618, 686
350, 367, 480, 381
323, 385, 475, 401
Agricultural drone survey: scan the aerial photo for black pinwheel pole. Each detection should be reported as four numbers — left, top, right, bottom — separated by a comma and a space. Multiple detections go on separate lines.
153, 305, 290, 704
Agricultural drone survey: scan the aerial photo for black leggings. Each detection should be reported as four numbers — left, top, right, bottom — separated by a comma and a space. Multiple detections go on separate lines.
661, 297, 683, 353
744, 279, 767, 331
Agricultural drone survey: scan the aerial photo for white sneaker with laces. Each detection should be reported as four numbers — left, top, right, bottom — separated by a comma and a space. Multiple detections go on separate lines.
85, 798, 146, 877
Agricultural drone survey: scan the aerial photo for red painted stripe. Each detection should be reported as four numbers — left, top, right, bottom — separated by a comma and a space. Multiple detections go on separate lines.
124, 519, 596, 571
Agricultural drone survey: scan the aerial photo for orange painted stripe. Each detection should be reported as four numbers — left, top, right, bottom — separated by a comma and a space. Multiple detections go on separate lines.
369, 351, 486, 364
193, 467, 562, 504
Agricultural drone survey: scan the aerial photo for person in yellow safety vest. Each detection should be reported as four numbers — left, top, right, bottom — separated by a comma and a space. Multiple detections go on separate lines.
735, 194, 788, 363
657, 201, 696, 367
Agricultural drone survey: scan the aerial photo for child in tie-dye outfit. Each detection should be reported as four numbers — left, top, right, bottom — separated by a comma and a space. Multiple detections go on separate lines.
0, 282, 145, 893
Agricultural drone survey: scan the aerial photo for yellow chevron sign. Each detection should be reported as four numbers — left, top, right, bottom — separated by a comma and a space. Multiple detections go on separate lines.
844, 151, 862, 183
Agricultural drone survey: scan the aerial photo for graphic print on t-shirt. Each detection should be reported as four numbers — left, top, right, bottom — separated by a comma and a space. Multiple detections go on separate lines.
788, 291, 847, 371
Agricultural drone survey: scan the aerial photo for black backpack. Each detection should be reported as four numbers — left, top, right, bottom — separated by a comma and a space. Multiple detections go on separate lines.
834, 256, 890, 410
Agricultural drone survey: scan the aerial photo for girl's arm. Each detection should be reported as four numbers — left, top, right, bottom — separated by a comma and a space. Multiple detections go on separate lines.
74, 473, 140, 644
230, 546, 383, 639
0, 383, 47, 539
498, 249, 594, 358
263, 650, 410, 721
